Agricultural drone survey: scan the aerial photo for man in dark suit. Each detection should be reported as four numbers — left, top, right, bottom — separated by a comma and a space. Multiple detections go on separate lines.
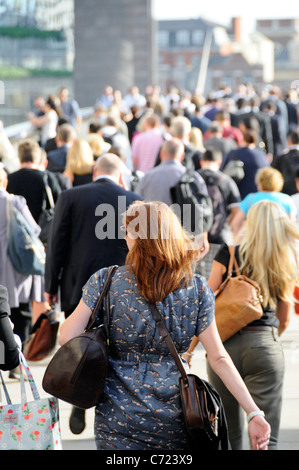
262, 102, 288, 160
272, 129, 299, 195
45, 153, 142, 435
238, 96, 274, 156
45, 153, 142, 318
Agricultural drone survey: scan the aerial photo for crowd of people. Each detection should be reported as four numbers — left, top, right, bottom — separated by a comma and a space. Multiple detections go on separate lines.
0, 79, 299, 451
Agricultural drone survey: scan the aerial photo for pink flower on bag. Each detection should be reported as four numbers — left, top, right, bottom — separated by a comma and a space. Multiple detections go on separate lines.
24, 412, 33, 420
0, 431, 3, 441
30, 431, 40, 441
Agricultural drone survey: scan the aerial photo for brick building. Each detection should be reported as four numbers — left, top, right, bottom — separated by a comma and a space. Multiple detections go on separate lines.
157, 17, 274, 94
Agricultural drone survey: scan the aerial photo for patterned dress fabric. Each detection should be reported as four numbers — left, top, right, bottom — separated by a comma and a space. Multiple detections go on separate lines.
82, 265, 215, 450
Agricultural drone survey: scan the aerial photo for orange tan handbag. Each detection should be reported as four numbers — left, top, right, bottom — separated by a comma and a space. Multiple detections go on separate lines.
214, 246, 263, 342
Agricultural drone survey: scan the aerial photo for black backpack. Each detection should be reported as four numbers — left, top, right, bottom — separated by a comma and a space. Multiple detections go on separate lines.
198, 170, 228, 243
170, 170, 213, 236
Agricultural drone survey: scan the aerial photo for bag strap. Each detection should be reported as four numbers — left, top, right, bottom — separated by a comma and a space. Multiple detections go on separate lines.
86, 265, 118, 331
6, 194, 14, 241
42, 173, 55, 210
227, 245, 241, 276
0, 370, 12, 405
148, 302, 189, 386
0, 353, 40, 405
20, 352, 40, 403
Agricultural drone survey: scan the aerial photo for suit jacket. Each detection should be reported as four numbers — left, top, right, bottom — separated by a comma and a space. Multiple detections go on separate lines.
272, 148, 299, 195
238, 109, 274, 155
270, 114, 288, 159
45, 178, 142, 313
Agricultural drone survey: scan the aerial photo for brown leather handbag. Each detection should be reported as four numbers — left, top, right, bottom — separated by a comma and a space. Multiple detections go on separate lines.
23, 307, 59, 362
214, 246, 263, 342
42, 265, 118, 409
148, 303, 229, 450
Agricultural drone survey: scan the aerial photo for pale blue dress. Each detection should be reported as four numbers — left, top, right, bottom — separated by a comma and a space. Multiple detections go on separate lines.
82, 265, 214, 450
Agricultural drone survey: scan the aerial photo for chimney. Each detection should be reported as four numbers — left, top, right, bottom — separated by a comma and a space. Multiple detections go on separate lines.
233, 17, 242, 42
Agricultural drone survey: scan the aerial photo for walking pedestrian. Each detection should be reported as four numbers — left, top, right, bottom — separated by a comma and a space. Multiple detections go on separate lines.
58, 200, 271, 450
0, 165, 45, 377
45, 153, 142, 434
185, 200, 299, 449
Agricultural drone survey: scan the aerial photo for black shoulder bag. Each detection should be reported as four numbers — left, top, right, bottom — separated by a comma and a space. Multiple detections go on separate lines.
148, 302, 230, 450
43, 265, 118, 409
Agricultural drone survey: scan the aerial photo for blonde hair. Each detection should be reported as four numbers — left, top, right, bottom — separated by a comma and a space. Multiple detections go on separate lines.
65, 139, 94, 175
239, 200, 299, 308
87, 133, 106, 158
255, 167, 284, 192
124, 201, 201, 302
190, 127, 205, 152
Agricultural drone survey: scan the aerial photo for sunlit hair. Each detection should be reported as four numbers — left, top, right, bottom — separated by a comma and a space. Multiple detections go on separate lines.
65, 139, 94, 175
124, 201, 201, 302
255, 167, 284, 192
190, 127, 205, 152
239, 200, 299, 308
87, 133, 106, 158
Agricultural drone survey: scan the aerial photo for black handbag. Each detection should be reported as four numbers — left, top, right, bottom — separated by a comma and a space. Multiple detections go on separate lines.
148, 303, 230, 450
42, 265, 118, 409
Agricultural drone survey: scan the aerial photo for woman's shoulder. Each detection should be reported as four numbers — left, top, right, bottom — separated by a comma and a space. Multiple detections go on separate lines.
85, 265, 129, 291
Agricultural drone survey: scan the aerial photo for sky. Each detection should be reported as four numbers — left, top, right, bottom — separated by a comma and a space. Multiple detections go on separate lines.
152, 0, 299, 33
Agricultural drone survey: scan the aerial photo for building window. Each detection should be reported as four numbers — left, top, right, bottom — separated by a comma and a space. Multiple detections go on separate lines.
279, 19, 292, 28
176, 30, 190, 46
158, 31, 169, 48
176, 55, 186, 66
192, 30, 204, 45
258, 20, 272, 29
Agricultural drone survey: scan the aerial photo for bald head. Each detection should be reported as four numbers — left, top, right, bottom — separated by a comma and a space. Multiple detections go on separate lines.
94, 153, 123, 180
160, 139, 185, 162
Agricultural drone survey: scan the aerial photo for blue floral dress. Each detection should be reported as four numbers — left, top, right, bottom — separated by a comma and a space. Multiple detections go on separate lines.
82, 265, 215, 450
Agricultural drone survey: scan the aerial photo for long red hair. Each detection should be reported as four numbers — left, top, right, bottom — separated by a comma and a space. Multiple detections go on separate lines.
124, 201, 201, 302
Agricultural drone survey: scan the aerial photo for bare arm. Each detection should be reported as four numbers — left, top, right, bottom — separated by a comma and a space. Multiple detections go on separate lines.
182, 260, 225, 362
28, 113, 49, 127
229, 207, 246, 238
276, 300, 292, 336
59, 299, 92, 345
200, 319, 271, 450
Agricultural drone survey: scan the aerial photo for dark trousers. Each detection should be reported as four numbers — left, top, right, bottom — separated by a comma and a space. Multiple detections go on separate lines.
207, 327, 285, 450
10, 303, 32, 348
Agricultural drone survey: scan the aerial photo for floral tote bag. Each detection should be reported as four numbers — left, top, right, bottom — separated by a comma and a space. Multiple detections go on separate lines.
0, 353, 62, 450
